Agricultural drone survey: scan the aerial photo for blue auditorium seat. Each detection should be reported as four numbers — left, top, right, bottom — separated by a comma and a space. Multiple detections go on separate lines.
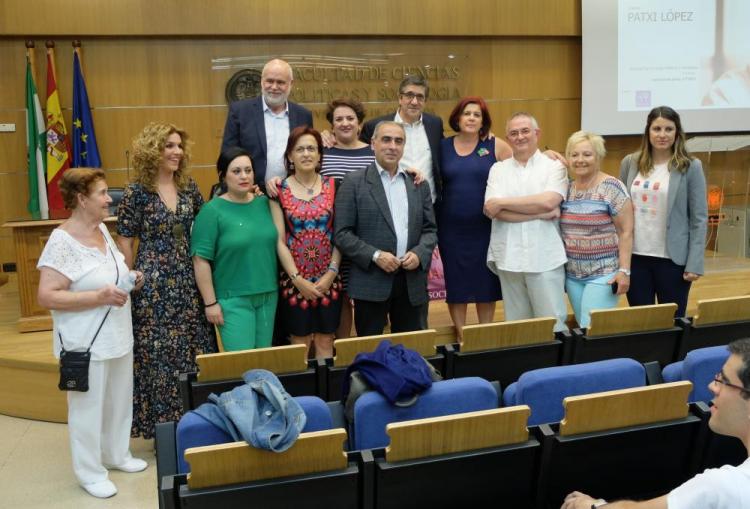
351, 376, 499, 450
662, 345, 730, 402
175, 395, 333, 473
503, 358, 646, 425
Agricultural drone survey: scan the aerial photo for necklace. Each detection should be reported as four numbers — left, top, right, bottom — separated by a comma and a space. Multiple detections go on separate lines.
293, 174, 318, 196
573, 174, 599, 199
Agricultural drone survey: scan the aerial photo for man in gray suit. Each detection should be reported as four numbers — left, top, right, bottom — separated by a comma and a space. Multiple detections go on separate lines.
334, 121, 437, 336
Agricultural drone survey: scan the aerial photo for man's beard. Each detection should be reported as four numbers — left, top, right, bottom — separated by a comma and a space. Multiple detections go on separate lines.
263, 91, 288, 108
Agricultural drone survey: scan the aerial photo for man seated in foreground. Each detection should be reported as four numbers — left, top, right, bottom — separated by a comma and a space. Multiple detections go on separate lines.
562, 337, 750, 508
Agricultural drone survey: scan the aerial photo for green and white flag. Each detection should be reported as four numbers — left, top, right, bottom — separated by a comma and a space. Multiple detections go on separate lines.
25, 57, 48, 220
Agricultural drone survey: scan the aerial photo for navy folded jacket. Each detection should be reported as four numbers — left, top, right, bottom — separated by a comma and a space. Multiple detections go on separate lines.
342, 339, 434, 404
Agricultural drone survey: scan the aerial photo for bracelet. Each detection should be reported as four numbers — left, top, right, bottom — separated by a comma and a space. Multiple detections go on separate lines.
328, 264, 339, 274
204, 301, 218, 308
290, 272, 300, 281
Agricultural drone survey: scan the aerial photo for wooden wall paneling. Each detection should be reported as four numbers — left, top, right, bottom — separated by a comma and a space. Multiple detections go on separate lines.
599, 135, 641, 177
0, 110, 28, 173
0, 1, 582, 37
0, 173, 31, 265
490, 38, 581, 99
0, 172, 30, 223
190, 168, 219, 199
0, 41, 34, 108
91, 108, 221, 168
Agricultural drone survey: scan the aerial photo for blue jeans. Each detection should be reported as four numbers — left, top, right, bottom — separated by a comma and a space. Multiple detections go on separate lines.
565, 272, 620, 329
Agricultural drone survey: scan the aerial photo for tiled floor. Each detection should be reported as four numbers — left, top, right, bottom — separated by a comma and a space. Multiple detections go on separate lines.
0, 414, 157, 508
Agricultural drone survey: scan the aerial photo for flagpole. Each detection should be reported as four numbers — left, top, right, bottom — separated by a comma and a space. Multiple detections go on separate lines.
45, 40, 57, 80
25, 41, 37, 85
72, 39, 82, 69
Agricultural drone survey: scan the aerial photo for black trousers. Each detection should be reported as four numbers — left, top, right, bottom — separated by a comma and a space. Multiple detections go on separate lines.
626, 254, 692, 317
353, 271, 427, 336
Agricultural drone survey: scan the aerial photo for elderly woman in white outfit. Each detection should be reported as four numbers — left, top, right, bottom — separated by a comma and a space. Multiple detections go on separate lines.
37, 168, 147, 498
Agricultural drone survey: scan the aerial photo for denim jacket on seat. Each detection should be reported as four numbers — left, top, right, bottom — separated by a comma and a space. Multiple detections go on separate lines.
194, 368, 306, 452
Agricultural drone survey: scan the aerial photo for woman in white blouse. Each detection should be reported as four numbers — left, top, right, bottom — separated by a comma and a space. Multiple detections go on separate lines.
37, 168, 147, 499
619, 106, 708, 317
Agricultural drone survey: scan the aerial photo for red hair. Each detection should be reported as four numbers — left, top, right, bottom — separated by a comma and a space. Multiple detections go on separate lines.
448, 96, 492, 138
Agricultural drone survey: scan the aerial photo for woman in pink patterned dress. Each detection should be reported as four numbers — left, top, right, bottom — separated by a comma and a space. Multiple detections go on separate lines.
270, 126, 343, 358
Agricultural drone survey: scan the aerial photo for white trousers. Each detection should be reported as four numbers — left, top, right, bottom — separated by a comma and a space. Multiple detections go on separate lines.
497, 265, 568, 332
67, 351, 134, 485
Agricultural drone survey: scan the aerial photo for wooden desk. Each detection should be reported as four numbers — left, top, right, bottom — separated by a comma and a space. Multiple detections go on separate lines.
2, 217, 117, 332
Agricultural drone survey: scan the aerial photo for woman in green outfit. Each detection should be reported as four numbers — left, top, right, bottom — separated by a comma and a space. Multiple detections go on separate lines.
191, 147, 278, 351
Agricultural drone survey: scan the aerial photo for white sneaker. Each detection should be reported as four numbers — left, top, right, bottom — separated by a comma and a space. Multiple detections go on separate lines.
108, 457, 148, 473
82, 480, 117, 498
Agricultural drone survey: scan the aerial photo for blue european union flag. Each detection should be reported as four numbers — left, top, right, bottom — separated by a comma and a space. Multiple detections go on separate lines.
72, 50, 101, 168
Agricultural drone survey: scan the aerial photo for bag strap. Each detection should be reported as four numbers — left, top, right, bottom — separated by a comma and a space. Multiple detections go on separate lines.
59, 240, 120, 354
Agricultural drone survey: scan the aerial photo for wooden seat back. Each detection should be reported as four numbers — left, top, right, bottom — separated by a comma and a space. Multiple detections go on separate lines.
692, 295, 750, 327
196, 344, 309, 382
185, 428, 348, 489
460, 317, 556, 353
587, 303, 677, 337
384, 406, 530, 462
333, 329, 439, 367
559, 381, 692, 436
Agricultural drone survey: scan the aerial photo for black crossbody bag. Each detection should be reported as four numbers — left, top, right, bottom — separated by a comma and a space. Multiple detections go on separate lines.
58, 244, 119, 392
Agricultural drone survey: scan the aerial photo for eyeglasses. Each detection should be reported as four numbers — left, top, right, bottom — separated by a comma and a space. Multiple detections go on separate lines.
507, 128, 533, 139
713, 372, 750, 396
400, 92, 426, 103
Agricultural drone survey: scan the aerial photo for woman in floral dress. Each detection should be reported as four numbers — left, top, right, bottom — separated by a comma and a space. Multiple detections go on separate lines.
270, 126, 342, 359
116, 122, 216, 439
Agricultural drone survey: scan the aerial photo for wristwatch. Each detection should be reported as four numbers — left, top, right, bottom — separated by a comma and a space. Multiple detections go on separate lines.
617, 268, 631, 276
591, 499, 607, 508
372, 250, 381, 262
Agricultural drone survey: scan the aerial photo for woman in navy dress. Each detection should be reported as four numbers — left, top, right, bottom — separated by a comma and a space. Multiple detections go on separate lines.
438, 97, 512, 338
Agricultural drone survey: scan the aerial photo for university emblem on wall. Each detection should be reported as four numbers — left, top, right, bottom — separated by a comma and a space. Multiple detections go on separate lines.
226, 69, 263, 103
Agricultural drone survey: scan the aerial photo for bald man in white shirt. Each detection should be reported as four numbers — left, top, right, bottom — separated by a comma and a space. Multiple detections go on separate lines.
484, 112, 569, 332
